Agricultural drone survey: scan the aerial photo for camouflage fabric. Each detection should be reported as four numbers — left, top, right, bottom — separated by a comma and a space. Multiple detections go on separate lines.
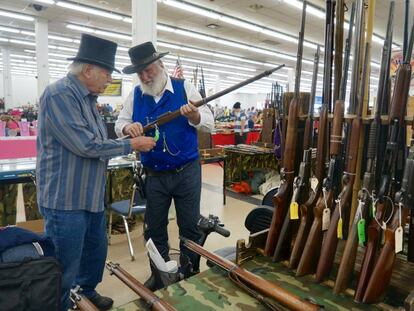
224, 151, 278, 185
23, 182, 41, 221
0, 184, 18, 226
112, 256, 382, 311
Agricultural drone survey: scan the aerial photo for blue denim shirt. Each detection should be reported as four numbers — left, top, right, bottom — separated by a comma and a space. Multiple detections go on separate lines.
36, 74, 132, 212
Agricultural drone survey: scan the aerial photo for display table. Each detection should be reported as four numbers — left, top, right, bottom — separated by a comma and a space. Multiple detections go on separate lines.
112, 256, 382, 311
0, 137, 37, 160
211, 131, 261, 147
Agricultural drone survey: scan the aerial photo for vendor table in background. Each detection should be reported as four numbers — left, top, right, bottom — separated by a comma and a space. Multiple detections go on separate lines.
211, 131, 260, 147
0, 137, 36, 160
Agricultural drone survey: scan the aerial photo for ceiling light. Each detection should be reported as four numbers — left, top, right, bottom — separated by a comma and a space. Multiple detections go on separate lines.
49, 34, 74, 42
219, 16, 262, 32
0, 26, 20, 33
284, 0, 325, 18
56, 1, 124, 20
33, 0, 55, 4
11, 54, 34, 59
0, 10, 35, 21
163, 0, 220, 19
95, 30, 131, 41
9, 39, 36, 46
21, 30, 35, 36
66, 24, 94, 33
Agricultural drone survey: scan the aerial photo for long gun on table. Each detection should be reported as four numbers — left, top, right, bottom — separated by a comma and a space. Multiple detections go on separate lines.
181, 238, 320, 311
295, 0, 343, 276
314, 0, 366, 283
106, 261, 176, 311
141, 64, 285, 134
272, 1, 310, 262
359, 18, 414, 304
264, 2, 306, 257
334, 2, 396, 296
70, 287, 99, 311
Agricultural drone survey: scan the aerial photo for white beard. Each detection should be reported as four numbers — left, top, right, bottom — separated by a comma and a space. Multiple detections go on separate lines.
140, 70, 168, 97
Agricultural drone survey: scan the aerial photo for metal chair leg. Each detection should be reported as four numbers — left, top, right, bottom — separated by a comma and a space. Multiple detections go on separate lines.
108, 210, 113, 245
122, 216, 135, 261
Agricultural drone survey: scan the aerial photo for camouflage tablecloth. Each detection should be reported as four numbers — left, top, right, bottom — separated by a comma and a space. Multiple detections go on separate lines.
112, 256, 381, 311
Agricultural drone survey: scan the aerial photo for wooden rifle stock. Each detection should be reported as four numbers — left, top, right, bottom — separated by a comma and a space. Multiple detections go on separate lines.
106, 262, 176, 311
363, 207, 409, 303
182, 238, 320, 311
354, 202, 388, 301
70, 289, 99, 311
142, 64, 285, 134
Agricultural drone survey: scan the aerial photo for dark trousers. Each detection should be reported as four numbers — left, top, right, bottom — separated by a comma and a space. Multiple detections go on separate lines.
144, 160, 202, 271
235, 132, 247, 145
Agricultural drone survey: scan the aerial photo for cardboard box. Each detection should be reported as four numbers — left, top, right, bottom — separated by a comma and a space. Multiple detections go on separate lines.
16, 219, 45, 235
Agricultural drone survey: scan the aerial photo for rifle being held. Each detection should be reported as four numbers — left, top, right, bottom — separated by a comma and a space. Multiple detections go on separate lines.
264, 1, 306, 257
70, 287, 99, 311
106, 261, 176, 311
182, 238, 320, 311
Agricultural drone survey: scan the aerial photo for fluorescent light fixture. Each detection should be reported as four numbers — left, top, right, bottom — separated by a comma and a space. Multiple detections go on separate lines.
49, 34, 74, 42
163, 0, 220, 19
122, 17, 132, 23
56, 1, 124, 20
21, 30, 35, 36
0, 10, 34, 21
33, 0, 55, 4
66, 24, 94, 33
9, 39, 36, 46
219, 16, 262, 32
11, 54, 34, 59
95, 30, 131, 41
284, 0, 325, 18
0, 26, 20, 33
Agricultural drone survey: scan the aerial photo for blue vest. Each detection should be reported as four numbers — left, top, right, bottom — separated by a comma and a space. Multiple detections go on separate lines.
132, 79, 199, 171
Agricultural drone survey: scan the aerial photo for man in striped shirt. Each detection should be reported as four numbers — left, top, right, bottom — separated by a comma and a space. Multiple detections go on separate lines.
37, 34, 155, 311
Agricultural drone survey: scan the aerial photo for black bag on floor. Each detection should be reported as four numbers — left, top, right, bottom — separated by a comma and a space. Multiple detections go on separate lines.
0, 256, 61, 311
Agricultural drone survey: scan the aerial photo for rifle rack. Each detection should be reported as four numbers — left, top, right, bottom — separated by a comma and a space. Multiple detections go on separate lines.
236, 229, 414, 311
296, 113, 414, 125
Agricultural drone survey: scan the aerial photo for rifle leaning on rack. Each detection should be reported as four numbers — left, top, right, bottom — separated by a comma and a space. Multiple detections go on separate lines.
182, 238, 320, 311
334, 2, 395, 296
70, 287, 99, 311
271, 0, 310, 262
264, 1, 306, 257
106, 261, 176, 311
295, 0, 339, 277
358, 17, 414, 304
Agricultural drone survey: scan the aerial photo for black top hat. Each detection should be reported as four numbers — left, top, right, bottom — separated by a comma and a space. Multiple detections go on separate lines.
122, 41, 169, 74
233, 102, 241, 109
67, 34, 120, 73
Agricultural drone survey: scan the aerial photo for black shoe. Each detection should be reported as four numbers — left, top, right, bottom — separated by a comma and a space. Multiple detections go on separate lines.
143, 273, 164, 292
88, 293, 113, 311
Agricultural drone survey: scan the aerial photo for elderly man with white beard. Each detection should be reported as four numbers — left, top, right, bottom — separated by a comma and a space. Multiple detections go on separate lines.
115, 42, 214, 291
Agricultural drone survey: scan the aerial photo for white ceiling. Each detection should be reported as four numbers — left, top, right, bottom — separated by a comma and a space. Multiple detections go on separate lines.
0, 0, 412, 94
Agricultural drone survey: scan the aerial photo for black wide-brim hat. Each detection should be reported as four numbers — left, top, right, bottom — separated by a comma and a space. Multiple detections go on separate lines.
67, 34, 120, 73
122, 41, 169, 74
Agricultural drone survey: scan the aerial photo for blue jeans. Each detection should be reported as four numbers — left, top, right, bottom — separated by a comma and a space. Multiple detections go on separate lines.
144, 160, 202, 271
39, 207, 107, 311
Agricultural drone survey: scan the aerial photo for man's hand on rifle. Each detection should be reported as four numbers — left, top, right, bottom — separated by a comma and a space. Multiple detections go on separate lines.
180, 101, 200, 125
124, 122, 144, 137
130, 136, 156, 153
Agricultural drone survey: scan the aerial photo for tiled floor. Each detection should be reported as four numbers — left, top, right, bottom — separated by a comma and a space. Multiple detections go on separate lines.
99, 164, 263, 308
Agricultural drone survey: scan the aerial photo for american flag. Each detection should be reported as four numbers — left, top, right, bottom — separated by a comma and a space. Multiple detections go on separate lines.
171, 56, 184, 79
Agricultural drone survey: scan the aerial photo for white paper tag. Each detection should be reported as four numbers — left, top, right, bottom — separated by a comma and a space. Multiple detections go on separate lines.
395, 226, 403, 254
322, 208, 331, 231
381, 221, 387, 230
310, 177, 319, 193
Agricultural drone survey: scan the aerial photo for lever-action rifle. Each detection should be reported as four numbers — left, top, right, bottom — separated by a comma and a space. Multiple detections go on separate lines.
264, 2, 306, 257
70, 287, 99, 311
106, 261, 176, 311
182, 238, 320, 311
295, 0, 344, 277
272, 0, 309, 262
314, 0, 366, 283
142, 65, 285, 134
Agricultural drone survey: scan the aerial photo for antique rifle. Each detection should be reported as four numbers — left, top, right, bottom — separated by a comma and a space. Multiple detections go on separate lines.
182, 238, 320, 311
360, 18, 414, 303
354, 3, 396, 301
272, 1, 309, 262
314, 0, 366, 283
70, 287, 99, 311
106, 261, 176, 311
333, 0, 345, 101
264, 2, 306, 257
142, 64, 285, 134
295, 0, 344, 276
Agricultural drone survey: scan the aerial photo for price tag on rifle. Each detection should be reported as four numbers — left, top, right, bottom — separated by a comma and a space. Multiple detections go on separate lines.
337, 218, 343, 239
290, 202, 299, 220
322, 208, 330, 231
357, 218, 366, 245
395, 226, 403, 253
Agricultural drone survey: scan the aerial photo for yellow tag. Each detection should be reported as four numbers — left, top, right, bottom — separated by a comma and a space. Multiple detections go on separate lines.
337, 218, 343, 239
290, 202, 299, 220
395, 226, 403, 253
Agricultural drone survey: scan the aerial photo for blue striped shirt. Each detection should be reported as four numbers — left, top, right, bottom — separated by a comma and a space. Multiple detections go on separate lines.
36, 74, 132, 212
